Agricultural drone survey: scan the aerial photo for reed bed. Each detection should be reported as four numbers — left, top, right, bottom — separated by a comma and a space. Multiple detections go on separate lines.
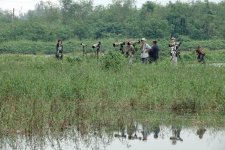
0, 54, 225, 134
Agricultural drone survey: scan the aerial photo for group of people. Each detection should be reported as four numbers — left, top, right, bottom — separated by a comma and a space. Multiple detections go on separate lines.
140, 38, 160, 64
115, 38, 160, 64
56, 38, 206, 63
116, 37, 205, 64
169, 37, 205, 64
114, 123, 207, 144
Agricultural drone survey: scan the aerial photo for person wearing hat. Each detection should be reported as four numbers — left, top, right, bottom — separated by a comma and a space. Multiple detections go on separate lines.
140, 38, 151, 63
170, 37, 176, 45
196, 46, 205, 63
169, 37, 182, 63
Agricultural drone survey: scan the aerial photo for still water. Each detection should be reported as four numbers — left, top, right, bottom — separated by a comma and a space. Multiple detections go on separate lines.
1, 124, 225, 150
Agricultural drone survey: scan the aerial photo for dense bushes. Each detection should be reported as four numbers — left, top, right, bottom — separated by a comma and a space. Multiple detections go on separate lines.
2, 1, 225, 41
101, 50, 126, 71
1, 1, 225, 55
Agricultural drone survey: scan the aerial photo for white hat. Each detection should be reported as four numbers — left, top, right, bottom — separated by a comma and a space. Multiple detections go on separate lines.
141, 38, 146, 41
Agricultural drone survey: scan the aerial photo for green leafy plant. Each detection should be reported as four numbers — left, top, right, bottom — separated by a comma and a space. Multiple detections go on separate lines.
101, 50, 126, 71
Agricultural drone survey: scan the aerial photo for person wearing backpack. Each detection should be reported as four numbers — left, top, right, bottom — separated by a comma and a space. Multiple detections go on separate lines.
56, 40, 63, 60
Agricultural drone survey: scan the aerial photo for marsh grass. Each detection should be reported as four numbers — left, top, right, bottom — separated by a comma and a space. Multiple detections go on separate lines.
0, 54, 225, 135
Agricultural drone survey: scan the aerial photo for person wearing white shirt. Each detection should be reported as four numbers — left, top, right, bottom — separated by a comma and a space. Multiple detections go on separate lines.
140, 38, 151, 63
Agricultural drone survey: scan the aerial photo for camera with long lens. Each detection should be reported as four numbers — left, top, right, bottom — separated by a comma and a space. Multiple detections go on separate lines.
92, 41, 101, 48
129, 40, 140, 45
113, 42, 126, 47
169, 42, 182, 47
81, 43, 87, 47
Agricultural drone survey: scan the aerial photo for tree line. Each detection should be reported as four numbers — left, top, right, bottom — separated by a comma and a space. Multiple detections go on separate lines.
0, 0, 225, 42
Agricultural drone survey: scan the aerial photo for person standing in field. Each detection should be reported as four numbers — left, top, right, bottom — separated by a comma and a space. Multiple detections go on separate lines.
126, 41, 135, 64
169, 37, 182, 64
149, 40, 159, 63
56, 40, 63, 60
196, 46, 205, 63
140, 38, 151, 63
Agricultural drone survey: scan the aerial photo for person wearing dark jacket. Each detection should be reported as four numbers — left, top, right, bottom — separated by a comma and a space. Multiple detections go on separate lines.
56, 40, 63, 60
149, 40, 159, 63
196, 46, 205, 63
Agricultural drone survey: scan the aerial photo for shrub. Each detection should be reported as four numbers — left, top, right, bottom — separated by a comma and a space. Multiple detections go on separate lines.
101, 50, 126, 71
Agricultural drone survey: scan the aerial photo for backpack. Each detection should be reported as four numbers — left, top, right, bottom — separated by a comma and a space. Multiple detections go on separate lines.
58, 46, 63, 52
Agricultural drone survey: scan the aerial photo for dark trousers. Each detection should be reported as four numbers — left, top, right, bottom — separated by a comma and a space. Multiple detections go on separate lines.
197, 54, 205, 63
141, 58, 149, 64
149, 56, 158, 63
56, 51, 63, 60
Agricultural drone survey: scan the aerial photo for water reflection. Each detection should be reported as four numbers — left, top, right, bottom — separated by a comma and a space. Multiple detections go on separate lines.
170, 125, 183, 145
127, 122, 139, 140
1, 123, 225, 150
111, 123, 225, 150
152, 125, 160, 139
197, 128, 207, 139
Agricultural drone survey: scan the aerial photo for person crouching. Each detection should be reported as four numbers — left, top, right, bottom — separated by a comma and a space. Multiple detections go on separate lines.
196, 46, 205, 63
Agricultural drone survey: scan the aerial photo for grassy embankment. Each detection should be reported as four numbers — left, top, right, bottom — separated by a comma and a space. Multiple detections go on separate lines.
0, 37, 225, 134
0, 52, 225, 135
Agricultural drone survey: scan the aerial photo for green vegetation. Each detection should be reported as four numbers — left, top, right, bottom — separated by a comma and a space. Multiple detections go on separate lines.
0, 53, 225, 135
1, 54, 224, 111
101, 50, 126, 71
1, 0, 225, 42
1, 0, 225, 55
1, 0, 225, 137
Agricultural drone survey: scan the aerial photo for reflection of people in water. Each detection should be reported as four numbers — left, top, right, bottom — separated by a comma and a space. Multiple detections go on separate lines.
114, 133, 126, 138
127, 122, 139, 140
170, 126, 183, 145
77, 120, 88, 138
197, 128, 206, 139
141, 124, 150, 141
114, 123, 127, 138
152, 126, 160, 139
